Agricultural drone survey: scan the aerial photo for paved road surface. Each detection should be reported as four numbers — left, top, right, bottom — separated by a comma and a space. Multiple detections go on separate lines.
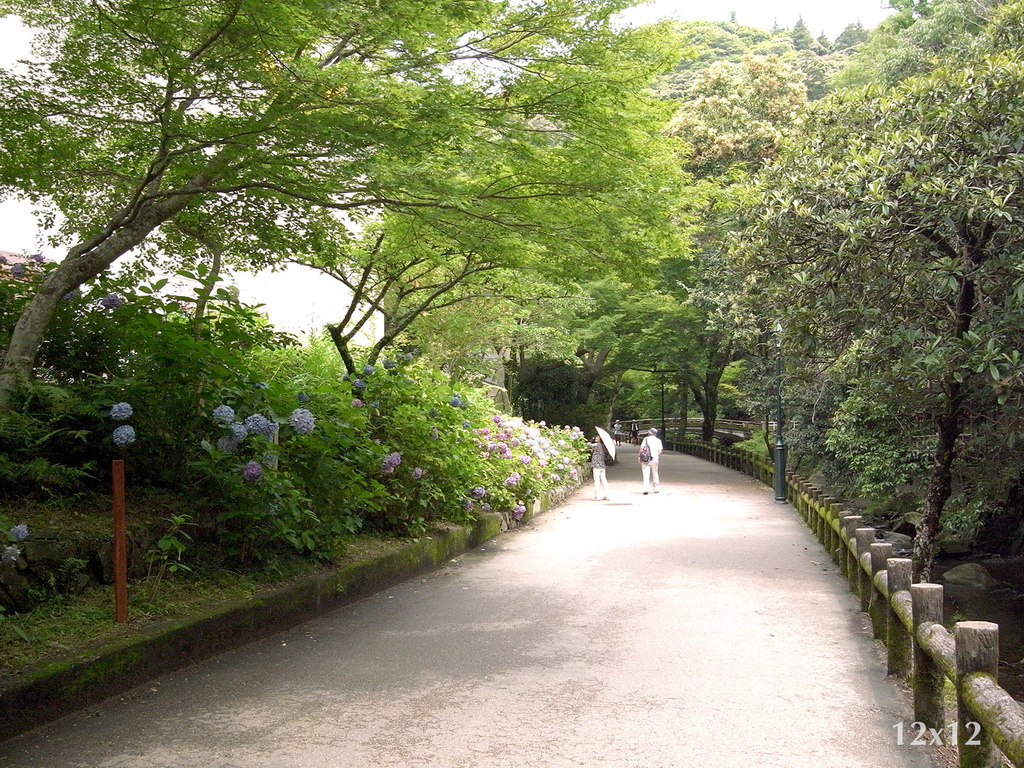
1, 445, 943, 767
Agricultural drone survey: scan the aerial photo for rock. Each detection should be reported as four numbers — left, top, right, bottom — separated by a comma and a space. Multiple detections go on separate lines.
942, 563, 998, 589
881, 531, 914, 554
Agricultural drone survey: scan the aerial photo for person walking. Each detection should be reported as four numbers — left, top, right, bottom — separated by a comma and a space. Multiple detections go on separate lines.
638, 427, 664, 495
589, 435, 610, 500
613, 420, 623, 446
629, 420, 639, 445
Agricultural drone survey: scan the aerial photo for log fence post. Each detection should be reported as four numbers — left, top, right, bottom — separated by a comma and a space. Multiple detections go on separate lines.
955, 621, 1000, 768
887, 558, 913, 679
869, 541, 893, 640
841, 515, 862, 583
912, 583, 946, 731
855, 528, 875, 613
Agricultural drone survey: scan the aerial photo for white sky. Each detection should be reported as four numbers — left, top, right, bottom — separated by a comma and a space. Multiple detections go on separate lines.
0, 3, 896, 331
617, 0, 896, 38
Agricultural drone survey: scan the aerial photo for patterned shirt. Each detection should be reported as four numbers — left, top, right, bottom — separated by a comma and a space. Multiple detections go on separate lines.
590, 441, 607, 469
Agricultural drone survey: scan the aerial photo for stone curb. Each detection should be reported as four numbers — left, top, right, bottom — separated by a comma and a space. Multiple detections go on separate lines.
0, 483, 577, 742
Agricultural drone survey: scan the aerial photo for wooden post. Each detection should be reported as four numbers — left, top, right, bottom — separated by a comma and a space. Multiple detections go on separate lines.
912, 583, 945, 730
842, 515, 862, 584
869, 541, 893, 639
855, 528, 875, 612
955, 621, 1000, 768
112, 459, 128, 624
887, 558, 913, 678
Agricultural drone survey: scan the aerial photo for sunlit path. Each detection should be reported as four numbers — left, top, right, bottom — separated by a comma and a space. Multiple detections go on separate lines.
1, 447, 942, 768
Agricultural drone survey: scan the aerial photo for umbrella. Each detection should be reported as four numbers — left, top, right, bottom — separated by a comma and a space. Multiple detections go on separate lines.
595, 426, 616, 461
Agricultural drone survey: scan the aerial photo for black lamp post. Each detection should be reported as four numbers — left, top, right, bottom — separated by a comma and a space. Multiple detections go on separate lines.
773, 322, 788, 503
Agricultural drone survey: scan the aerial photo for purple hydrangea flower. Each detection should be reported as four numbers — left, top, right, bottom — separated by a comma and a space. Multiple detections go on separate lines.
109, 402, 133, 421
288, 408, 315, 435
112, 425, 136, 447
2, 545, 19, 563
505, 472, 521, 487
243, 413, 276, 440
462, 420, 472, 429
363, 364, 376, 375
383, 359, 396, 369
0, 254, 7, 265
449, 395, 463, 408
63, 288, 80, 301
513, 503, 527, 520
352, 398, 364, 408
10, 264, 26, 278
100, 293, 124, 309
243, 460, 263, 482
463, 498, 475, 511
519, 455, 532, 465
381, 451, 403, 474
481, 503, 492, 512
493, 415, 503, 424
229, 422, 248, 441
469, 486, 486, 499
10, 524, 29, 542
352, 378, 367, 391
412, 467, 424, 479
212, 405, 235, 424
29, 252, 45, 263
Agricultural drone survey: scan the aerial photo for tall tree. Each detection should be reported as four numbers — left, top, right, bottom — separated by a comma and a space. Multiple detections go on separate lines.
735, 6, 1024, 577
0, 0, 681, 408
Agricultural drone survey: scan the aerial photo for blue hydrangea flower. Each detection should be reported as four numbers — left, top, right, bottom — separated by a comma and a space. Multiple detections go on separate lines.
229, 422, 248, 441
2, 545, 19, 563
212, 405, 235, 424
383, 359, 396, 370
100, 293, 124, 309
363, 364, 376, 375
462, 420, 472, 429
352, 378, 367, 391
9, 524, 29, 542
109, 402, 133, 421
112, 425, 136, 447
449, 396, 463, 408
381, 451, 403, 474
217, 435, 241, 453
370, 400, 380, 408
288, 408, 315, 435
243, 460, 263, 482
297, 391, 310, 403
243, 413, 276, 440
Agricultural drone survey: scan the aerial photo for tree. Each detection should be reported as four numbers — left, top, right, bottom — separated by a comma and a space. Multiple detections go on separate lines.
735, 10, 1024, 577
0, 0, 682, 409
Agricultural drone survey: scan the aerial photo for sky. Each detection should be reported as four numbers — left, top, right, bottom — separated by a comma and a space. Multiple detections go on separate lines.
0, 2, 896, 331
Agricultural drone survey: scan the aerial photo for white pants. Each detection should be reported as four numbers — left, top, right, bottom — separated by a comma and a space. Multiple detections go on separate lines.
641, 461, 659, 493
593, 467, 609, 499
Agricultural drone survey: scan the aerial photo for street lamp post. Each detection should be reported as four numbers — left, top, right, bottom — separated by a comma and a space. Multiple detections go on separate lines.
773, 324, 788, 504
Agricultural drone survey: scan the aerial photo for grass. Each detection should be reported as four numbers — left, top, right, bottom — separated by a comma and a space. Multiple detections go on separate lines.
0, 513, 413, 683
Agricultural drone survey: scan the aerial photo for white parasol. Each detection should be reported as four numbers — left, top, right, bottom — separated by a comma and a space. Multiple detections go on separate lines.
595, 426, 616, 461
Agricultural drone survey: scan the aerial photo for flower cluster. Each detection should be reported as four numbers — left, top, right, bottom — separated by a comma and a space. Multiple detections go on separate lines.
3, 523, 30, 565
382, 451, 403, 474
469, 486, 486, 499
100, 293, 124, 310
243, 460, 263, 482
244, 413, 277, 440
109, 401, 137, 447
288, 408, 315, 435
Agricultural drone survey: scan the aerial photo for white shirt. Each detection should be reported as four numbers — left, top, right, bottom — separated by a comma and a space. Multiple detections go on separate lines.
643, 434, 663, 460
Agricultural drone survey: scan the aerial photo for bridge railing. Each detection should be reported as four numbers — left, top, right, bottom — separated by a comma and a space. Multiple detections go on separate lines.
670, 437, 1024, 768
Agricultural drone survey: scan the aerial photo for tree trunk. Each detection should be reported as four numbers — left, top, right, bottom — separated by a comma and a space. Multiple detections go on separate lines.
912, 270, 977, 580
0, 191, 199, 410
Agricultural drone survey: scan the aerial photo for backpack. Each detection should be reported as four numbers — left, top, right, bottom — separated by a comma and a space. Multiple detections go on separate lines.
638, 442, 652, 463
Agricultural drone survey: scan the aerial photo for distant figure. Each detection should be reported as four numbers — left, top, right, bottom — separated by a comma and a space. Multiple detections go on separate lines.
590, 435, 610, 501
613, 420, 623, 446
629, 420, 639, 445
638, 427, 664, 495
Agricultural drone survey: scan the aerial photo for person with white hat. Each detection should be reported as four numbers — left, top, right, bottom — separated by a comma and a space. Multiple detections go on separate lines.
637, 427, 663, 495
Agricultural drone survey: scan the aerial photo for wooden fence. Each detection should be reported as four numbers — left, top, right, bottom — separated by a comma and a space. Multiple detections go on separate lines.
671, 438, 1024, 768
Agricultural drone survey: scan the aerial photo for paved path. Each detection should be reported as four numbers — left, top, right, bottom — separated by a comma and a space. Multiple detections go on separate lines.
1, 447, 943, 768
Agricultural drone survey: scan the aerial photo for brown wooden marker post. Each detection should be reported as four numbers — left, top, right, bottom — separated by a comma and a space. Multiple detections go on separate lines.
112, 459, 128, 624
